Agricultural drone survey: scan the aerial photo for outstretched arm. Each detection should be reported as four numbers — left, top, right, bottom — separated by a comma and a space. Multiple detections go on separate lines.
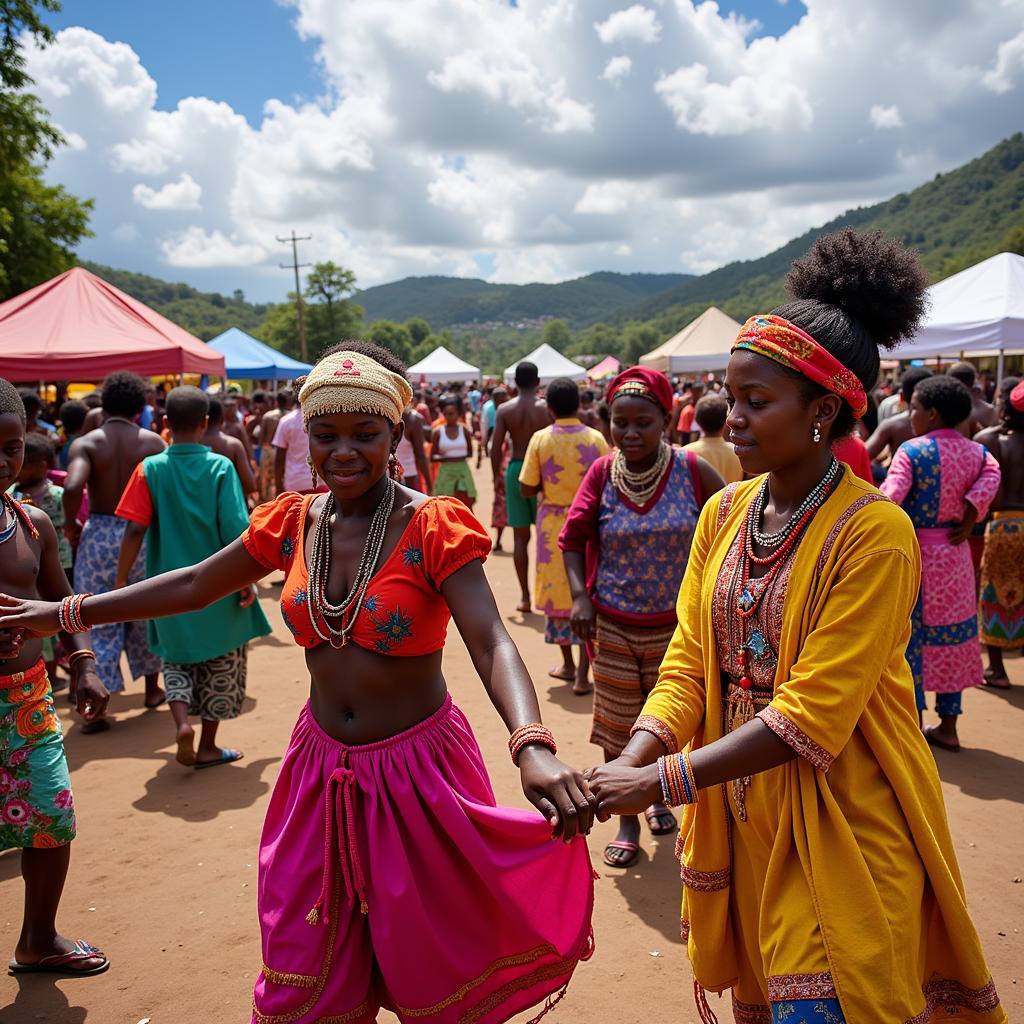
0, 539, 268, 636
443, 559, 596, 841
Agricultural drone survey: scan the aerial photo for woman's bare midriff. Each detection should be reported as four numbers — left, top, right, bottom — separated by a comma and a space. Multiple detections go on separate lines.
305, 641, 448, 744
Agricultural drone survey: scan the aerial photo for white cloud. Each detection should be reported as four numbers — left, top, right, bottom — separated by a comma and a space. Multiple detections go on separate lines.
21, 2, 1024, 300
601, 55, 632, 82
594, 5, 661, 45
982, 29, 1024, 93
132, 173, 203, 210
869, 104, 903, 129
160, 227, 267, 268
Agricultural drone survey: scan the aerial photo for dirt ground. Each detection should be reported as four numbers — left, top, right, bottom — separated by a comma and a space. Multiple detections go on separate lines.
2, 465, 1022, 1024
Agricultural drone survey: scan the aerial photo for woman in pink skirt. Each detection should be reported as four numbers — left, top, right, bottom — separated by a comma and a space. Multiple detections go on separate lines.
0, 343, 596, 1024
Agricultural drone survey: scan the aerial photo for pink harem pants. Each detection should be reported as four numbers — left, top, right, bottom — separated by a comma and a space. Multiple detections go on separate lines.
253, 696, 595, 1024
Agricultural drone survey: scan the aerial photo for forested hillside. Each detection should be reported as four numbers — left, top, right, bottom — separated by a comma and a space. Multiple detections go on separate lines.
355, 271, 691, 327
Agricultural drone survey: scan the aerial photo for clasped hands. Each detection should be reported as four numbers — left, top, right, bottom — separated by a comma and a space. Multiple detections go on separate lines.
518, 746, 663, 844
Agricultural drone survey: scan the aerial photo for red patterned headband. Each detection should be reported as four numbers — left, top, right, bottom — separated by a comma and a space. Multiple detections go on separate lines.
731, 315, 868, 419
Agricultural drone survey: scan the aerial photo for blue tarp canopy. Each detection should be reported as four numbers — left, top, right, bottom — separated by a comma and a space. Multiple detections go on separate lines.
207, 327, 312, 380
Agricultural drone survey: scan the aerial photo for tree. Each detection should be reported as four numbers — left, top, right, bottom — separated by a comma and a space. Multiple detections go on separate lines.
404, 316, 432, 346
541, 318, 571, 352
367, 320, 412, 363
305, 261, 358, 340
0, 0, 93, 299
621, 323, 660, 366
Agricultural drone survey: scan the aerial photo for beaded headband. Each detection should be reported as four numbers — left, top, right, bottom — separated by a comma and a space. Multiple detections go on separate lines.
731, 314, 869, 420
297, 351, 413, 427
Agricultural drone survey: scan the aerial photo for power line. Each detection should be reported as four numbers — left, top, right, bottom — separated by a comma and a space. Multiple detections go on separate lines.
277, 230, 312, 362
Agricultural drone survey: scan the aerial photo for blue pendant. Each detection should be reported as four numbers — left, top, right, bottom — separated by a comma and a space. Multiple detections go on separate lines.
743, 630, 770, 662
738, 588, 756, 613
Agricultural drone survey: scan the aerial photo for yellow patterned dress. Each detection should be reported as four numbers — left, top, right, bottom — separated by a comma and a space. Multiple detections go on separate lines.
637, 468, 1006, 1024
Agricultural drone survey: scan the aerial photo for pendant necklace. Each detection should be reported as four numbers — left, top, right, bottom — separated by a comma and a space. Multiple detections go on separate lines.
307, 479, 396, 649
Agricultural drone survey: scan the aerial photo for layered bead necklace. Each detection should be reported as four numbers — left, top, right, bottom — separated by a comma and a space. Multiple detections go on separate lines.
610, 441, 671, 507
307, 479, 396, 649
725, 456, 841, 820
0, 493, 37, 545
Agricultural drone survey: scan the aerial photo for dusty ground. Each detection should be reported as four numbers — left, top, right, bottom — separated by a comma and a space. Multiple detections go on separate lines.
2, 466, 1021, 1024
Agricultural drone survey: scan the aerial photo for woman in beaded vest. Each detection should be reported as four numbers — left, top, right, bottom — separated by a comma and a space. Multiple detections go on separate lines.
559, 366, 723, 868
0, 342, 597, 1024
585, 231, 1006, 1024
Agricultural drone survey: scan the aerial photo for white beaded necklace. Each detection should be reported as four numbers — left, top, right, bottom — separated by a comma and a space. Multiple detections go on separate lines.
610, 442, 671, 506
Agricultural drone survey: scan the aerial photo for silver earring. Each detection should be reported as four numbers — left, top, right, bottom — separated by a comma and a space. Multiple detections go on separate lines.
813, 424, 822, 443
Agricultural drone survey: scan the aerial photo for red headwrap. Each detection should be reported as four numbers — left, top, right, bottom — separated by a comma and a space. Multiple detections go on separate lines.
1011, 381, 1024, 413
607, 366, 673, 414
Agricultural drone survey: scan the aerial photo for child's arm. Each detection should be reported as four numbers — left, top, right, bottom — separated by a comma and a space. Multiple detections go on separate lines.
115, 521, 147, 590
33, 511, 108, 721
0, 539, 268, 637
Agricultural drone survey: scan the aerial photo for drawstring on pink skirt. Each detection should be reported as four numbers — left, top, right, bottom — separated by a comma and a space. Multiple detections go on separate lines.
306, 755, 368, 925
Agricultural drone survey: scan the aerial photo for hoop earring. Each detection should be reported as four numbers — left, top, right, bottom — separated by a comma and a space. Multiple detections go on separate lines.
307, 455, 318, 490
812, 424, 822, 444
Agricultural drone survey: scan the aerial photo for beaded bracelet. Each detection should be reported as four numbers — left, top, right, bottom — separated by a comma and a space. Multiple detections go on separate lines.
508, 724, 557, 766
657, 752, 699, 807
58, 594, 92, 634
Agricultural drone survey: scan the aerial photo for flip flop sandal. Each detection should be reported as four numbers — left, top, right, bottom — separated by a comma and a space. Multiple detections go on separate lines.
602, 840, 641, 868
981, 677, 1012, 690
924, 726, 960, 753
9, 939, 109, 976
194, 748, 244, 770
144, 695, 168, 709
644, 806, 678, 836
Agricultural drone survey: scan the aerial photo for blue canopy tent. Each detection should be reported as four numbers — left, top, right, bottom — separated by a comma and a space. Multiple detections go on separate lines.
208, 327, 312, 381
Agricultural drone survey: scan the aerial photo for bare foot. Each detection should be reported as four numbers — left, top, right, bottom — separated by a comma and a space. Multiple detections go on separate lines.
924, 725, 960, 752
516, 599, 532, 614
982, 668, 1011, 690
572, 678, 593, 696
80, 716, 111, 735
175, 724, 196, 766
548, 666, 575, 681
144, 688, 167, 709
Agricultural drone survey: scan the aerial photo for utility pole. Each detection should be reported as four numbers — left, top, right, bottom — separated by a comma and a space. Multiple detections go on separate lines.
277, 230, 312, 361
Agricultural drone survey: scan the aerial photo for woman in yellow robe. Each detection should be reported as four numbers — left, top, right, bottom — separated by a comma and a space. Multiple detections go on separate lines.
587, 230, 1005, 1024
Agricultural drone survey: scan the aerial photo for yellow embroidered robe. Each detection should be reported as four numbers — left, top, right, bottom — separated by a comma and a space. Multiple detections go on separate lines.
641, 468, 1005, 1024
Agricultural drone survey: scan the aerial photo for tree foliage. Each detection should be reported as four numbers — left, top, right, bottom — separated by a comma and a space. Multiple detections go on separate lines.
367, 320, 412, 363
0, 0, 93, 300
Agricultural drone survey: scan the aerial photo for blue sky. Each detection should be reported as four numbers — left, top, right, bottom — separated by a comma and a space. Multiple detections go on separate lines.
48, 0, 804, 127
29, 0, 1022, 300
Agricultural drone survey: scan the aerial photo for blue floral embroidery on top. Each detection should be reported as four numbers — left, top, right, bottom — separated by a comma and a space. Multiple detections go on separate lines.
280, 535, 295, 562
281, 587, 307, 637
401, 544, 423, 569
367, 604, 415, 653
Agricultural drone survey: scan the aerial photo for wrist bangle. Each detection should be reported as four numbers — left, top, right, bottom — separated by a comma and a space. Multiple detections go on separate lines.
508, 724, 557, 766
67, 649, 96, 667
657, 752, 698, 807
58, 594, 92, 634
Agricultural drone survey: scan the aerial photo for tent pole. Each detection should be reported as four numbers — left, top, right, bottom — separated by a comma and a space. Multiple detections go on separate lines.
997, 350, 1005, 388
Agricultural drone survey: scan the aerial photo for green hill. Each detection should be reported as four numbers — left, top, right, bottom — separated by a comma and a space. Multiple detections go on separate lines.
613, 133, 1024, 335
356, 271, 691, 327
79, 261, 272, 339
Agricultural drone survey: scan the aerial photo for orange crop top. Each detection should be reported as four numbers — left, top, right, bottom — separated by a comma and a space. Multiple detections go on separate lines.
241, 492, 491, 656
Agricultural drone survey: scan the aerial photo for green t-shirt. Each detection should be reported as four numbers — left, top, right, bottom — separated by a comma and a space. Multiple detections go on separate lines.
131, 444, 271, 664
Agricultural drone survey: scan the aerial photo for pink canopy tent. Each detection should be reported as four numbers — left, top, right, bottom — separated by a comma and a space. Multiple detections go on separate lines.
0, 266, 225, 381
588, 355, 620, 381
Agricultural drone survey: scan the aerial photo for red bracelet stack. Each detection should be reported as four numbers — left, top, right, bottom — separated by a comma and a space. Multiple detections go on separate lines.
508, 724, 557, 766
58, 594, 91, 634
657, 752, 698, 807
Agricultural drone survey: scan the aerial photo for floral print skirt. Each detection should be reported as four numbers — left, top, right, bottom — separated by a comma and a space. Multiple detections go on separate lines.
0, 660, 76, 851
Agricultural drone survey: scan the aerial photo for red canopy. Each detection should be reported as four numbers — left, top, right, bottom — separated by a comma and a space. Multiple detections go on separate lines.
0, 266, 225, 381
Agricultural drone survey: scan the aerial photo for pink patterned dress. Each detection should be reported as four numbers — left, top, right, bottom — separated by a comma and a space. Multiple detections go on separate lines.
881, 429, 1001, 699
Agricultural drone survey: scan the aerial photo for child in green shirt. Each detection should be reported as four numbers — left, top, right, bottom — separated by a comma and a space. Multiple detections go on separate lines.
114, 387, 270, 769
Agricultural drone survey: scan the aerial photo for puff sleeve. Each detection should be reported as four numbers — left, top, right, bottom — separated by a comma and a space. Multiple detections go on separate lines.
421, 497, 492, 589
241, 492, 306, 571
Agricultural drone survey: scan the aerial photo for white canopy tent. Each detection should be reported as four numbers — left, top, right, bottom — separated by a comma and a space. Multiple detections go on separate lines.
504, 343, 588, 385
407, 345, 480, 385
890, 253, 1024, 379
639, 306, 743, 374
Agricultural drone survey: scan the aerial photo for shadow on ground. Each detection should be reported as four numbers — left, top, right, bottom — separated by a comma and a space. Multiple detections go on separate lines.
0, 976, 89, 1024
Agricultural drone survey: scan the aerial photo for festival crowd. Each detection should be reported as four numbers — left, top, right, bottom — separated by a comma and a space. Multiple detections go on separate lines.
0, 229, 1015, 1023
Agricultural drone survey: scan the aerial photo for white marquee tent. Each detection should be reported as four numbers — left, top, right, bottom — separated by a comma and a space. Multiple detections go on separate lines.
407, 345, 480, 385
504, 343, 588, 385
891, 252, 1024, 377
639, 306, 743, 374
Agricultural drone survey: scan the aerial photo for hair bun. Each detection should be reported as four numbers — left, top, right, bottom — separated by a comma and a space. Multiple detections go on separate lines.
784, 228, 929, 351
